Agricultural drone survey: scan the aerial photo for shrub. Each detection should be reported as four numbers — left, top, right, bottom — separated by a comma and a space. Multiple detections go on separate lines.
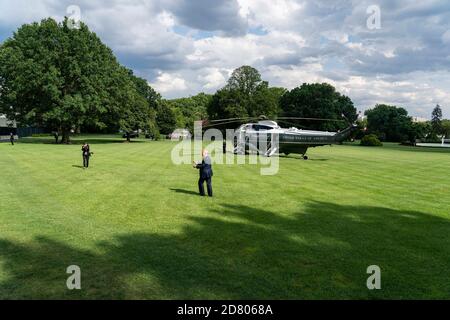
361, 134, 383, 146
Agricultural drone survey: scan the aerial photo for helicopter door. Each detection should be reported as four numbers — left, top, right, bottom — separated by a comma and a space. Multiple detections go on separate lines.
256, 133, 260, 154
256, 132, 270, 155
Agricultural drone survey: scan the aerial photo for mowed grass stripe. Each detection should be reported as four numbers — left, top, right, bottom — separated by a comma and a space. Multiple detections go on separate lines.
0, 138, 450, 299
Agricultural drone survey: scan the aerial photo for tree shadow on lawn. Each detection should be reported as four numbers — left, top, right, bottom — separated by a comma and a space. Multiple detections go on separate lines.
345, 142, 450, 154
170, 188, 200, 196
279, 154, 330, 161
1, 202, 450, 299
18, 137, 146, 145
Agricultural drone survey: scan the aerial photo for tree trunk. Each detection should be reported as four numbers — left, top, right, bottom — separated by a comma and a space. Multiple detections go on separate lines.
61, 129, 71, 144
127, 133, 131, 142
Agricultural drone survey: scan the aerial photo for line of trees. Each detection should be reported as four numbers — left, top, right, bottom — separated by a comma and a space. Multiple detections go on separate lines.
1, 18, 446, 144
205, 66, 358, 133
364, 104, 449, 144
152, 66, 359, 138
161, 67, 448, 144
431, 105, 450, 140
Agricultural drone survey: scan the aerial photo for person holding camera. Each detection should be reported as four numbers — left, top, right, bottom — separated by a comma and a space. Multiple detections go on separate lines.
81, 143, 92, 169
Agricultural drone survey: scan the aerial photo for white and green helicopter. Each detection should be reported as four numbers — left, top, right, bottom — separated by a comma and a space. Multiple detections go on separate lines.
206, 116, 358, 160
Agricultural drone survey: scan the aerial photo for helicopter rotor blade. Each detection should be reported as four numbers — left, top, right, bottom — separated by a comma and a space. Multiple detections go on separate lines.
276, 119, 308, 129
199, 115, 349, 130
202, 119, 251, 129
202, 116, 265, 129
209, 117, 258, 123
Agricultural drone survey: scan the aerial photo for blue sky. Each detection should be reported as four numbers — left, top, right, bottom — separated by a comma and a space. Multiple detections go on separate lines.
1, 0, 449, 118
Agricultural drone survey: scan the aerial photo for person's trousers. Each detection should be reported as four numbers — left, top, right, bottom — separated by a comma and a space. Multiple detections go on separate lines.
83, 155, 90, 168
10, 140, 14, 145
198, 177, 213, 197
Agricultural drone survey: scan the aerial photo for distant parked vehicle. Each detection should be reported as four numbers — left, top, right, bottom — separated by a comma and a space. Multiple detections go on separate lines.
122, 131, 139, 139
170, 128, 191, 141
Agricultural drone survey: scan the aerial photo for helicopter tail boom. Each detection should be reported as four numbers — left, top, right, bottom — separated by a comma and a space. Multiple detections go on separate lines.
334, 124, 359, 143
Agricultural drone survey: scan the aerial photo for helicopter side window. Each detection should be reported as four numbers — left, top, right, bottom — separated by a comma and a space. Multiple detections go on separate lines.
253, 125, 272, 131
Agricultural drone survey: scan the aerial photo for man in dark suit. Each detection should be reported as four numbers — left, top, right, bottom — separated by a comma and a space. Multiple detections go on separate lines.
193, 149, 213, 197
81, 143, 92, 168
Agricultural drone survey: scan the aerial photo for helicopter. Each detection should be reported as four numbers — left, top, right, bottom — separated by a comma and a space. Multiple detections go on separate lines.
204, 116, 359, 160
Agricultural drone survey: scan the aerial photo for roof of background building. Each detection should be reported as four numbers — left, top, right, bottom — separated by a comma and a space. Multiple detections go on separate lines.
0, 114, 16, 128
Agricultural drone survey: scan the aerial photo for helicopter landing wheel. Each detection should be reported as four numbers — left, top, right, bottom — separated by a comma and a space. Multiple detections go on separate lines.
303, 155, 309, 160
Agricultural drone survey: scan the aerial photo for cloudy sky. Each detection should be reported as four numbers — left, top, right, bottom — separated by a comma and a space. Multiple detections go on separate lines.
1, 0, 449, 118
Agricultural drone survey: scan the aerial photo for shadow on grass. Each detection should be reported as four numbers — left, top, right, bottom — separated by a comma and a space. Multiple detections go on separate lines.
344, 142, 450, 154
18, 137, 147, 145
1, 201, 450, 299
170, 188, 199, 196
279, 154, 330, 161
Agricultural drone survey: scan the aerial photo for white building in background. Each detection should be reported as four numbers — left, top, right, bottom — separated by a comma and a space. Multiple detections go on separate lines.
170, 128, 191, 141
0, 114, 17, 141
0, 114, 15, 127
357, 111, 367, 122
0, 114, 17, 129
412, 116, 428, 123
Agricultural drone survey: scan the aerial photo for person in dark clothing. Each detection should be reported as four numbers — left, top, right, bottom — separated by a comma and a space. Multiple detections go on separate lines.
54, 132, 59, 144
193, 149, 213, 197
81, 143, 91, 168
10, 133, 14, 145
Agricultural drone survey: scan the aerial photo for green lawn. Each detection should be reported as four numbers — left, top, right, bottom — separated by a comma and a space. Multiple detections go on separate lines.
1, 136, 450, 299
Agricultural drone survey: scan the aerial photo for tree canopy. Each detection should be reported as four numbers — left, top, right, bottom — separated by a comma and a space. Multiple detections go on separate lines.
207, 66, 280, 122
156, 100, 177, 135
365, 104, 412, 142
441, 119, 450, 139
431, 104, 443, 136
279, 83, 357, 131
166, 93, 211, 133
0, 18, 157, 143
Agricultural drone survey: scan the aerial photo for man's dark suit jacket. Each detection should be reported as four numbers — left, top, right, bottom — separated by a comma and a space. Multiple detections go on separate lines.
196, 156, 213, 179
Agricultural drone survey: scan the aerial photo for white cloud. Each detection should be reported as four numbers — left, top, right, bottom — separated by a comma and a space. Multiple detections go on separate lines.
442, 30, 450, 44
150, 72, 188, 94
198, 68, 227, 90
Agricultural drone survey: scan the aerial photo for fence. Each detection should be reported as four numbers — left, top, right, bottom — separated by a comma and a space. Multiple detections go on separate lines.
17, 127, 46, 137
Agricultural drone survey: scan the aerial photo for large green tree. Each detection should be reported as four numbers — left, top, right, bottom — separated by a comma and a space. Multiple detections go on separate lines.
279, 83, 357, 131
207, 66, 280, 122
0, 18, 156, 143
128, 73, 160, 140
406, 121, 432, 145
156, 100, 177, 135
441, 119, 450, 139
226, 65, 264, 95
167, 93, 211, 133
365, 104, 412, 142
431, 104, 443, 136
